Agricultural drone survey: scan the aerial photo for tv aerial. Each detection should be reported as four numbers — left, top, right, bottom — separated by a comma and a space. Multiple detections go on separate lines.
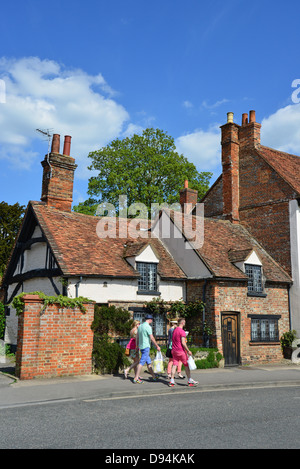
36, 128, 53, 179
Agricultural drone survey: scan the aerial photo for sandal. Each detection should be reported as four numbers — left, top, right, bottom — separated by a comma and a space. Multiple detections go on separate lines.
177, 373, 185, 379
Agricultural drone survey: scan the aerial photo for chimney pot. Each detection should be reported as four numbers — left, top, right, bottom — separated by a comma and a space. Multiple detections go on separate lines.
184, 179, 189, 189
249, 110, 256, 123
227, 112, 234, 123
242, 113, 248, 126
63, 135, 72, 156
51, 134, 60, 154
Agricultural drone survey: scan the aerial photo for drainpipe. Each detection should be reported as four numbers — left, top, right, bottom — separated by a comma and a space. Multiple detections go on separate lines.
288, 284, 292, 330
75, 276, 83, 298
202, 279, 208, 347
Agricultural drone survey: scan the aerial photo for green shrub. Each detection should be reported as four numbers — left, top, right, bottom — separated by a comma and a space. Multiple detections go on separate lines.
92, 305, 133, 374
280, 330, 297, 348
0, 302, 5, 340
92, 335, 130, 374
195, 350, 223, 369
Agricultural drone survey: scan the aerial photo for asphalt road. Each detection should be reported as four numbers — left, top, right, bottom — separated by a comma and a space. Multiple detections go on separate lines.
0, 385, 299, 450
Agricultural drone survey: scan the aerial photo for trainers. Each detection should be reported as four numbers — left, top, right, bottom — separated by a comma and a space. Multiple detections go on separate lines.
133, 378, 144, 384
151, 375, 159, 381
188, 379, 198, 387
168, 381, 175, 387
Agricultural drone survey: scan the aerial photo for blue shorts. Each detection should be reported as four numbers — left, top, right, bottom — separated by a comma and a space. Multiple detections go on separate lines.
139, 347, 152, 366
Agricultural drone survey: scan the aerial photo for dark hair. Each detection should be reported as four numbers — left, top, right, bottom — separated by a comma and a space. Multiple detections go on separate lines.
178, 318, 185, 325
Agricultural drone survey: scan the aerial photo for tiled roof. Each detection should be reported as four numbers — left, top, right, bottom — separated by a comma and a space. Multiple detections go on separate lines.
256, 145, 300, 195
28, 202, 291, 284
168, 210, 291, 282
31, 202, 186, 280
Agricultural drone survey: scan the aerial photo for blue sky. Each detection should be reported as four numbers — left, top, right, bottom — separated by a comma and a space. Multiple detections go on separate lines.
1, 0, 300, 208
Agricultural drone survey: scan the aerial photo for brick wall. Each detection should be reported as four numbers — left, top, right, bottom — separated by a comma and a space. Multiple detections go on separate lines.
186, 280, 289, 364
16, 295, 94, 380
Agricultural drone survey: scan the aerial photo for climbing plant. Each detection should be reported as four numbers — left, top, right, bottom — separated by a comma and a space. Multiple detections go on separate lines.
11, 292, 92, 315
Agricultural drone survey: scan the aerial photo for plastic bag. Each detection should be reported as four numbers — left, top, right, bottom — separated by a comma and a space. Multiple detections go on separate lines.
153, 351, 164, 373
187, 355, 197, 371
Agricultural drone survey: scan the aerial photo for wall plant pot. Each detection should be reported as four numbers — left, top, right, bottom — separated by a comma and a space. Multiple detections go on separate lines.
282, 346, 294, 359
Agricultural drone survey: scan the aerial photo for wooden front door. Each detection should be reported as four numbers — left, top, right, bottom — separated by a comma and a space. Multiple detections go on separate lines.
221, 313, 240, 366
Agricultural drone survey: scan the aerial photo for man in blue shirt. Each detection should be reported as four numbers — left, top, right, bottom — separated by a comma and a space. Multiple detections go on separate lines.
133, 314, 161, 384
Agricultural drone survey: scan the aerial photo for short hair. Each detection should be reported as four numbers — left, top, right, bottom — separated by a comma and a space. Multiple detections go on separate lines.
178, 318, 185, 325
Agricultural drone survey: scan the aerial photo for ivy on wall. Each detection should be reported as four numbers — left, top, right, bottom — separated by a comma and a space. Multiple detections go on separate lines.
11, 292, 92, 316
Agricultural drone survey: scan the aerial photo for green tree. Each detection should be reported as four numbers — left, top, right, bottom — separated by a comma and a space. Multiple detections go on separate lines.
0, 202, 25, 276
73, 128, 212, 216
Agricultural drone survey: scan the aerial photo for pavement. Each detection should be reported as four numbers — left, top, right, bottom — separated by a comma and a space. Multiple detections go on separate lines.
0, 359, 300, 408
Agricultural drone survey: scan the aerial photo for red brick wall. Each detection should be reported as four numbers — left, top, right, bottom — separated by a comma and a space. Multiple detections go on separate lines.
186, 280, 289, 364
16, 295, 94, 380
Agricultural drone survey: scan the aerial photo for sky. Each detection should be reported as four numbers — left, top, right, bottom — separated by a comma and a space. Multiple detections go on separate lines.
1, 0, 300, 208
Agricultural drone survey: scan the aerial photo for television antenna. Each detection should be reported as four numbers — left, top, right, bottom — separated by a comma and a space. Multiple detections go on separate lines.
36, 128, 53, 179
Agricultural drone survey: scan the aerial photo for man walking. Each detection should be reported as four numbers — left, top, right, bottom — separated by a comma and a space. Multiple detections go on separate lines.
169, 318, 198, 387
134, 314, 161, 384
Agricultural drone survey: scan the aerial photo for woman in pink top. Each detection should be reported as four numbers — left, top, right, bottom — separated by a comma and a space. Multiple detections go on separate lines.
169, 318, 198, 387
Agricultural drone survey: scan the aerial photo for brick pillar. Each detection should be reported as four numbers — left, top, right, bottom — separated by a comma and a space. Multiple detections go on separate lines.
15, 295, 43, 380
16, 295, 95, 380
220, 113, 240, 224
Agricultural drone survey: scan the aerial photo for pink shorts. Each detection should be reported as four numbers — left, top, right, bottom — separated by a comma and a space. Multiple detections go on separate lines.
172, 350, 188, 367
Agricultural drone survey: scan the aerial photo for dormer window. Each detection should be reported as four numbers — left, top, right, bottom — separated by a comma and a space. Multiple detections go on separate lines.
136, 262, 158, 293
245, 264, 266, 296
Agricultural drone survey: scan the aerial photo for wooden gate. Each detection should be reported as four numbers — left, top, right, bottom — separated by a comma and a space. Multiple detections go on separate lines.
221, 312, 240, 366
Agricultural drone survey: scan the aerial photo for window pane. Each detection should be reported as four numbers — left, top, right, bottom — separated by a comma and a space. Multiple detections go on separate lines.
251, 318, 279, 342
137, 262, 157, 291
251, 319, 259, 341
245, 264, 263, 293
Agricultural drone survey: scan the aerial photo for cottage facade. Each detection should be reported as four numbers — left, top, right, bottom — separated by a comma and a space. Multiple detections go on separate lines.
202, 110, 300, 338
1, 115, 296, 366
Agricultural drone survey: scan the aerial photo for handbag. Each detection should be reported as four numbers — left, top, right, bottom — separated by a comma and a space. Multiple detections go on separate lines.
125, 347, 130, 356
187, 355, 197, 370
166, 348, 172, 358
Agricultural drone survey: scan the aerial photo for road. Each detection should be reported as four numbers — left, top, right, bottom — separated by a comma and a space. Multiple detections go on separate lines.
0, 385, 299, 450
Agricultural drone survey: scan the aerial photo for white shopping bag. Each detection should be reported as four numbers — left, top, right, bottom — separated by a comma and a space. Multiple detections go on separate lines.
187, 355, 197, 371
153, 351, 164, 373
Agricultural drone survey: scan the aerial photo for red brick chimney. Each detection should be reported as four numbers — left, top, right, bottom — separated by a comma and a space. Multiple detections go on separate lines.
180, 179, 198, 214
41, 134, 77, 212
239, 109, 261, 148
221, 112, 240, 224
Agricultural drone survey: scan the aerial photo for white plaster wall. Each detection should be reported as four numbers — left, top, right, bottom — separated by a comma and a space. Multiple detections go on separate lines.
66, 276, 184, 303
289, 199, 300, 337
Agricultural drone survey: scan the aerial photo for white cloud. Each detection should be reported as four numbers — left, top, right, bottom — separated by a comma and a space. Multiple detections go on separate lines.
0, 57, 130, 178
261, 103, 300, 155
183, 100, 193, 109
201, 98, 229, 110
175, 125, 221, 172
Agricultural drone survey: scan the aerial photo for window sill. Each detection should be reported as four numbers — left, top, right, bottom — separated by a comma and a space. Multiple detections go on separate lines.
247, 292, 267, 298
249, 341, 280, 346
137, 291, 161, 296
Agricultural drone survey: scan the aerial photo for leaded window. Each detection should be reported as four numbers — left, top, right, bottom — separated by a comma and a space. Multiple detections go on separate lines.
245, 264, 264, 294
250, 317, 279, 342
136, 262, 157, 292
